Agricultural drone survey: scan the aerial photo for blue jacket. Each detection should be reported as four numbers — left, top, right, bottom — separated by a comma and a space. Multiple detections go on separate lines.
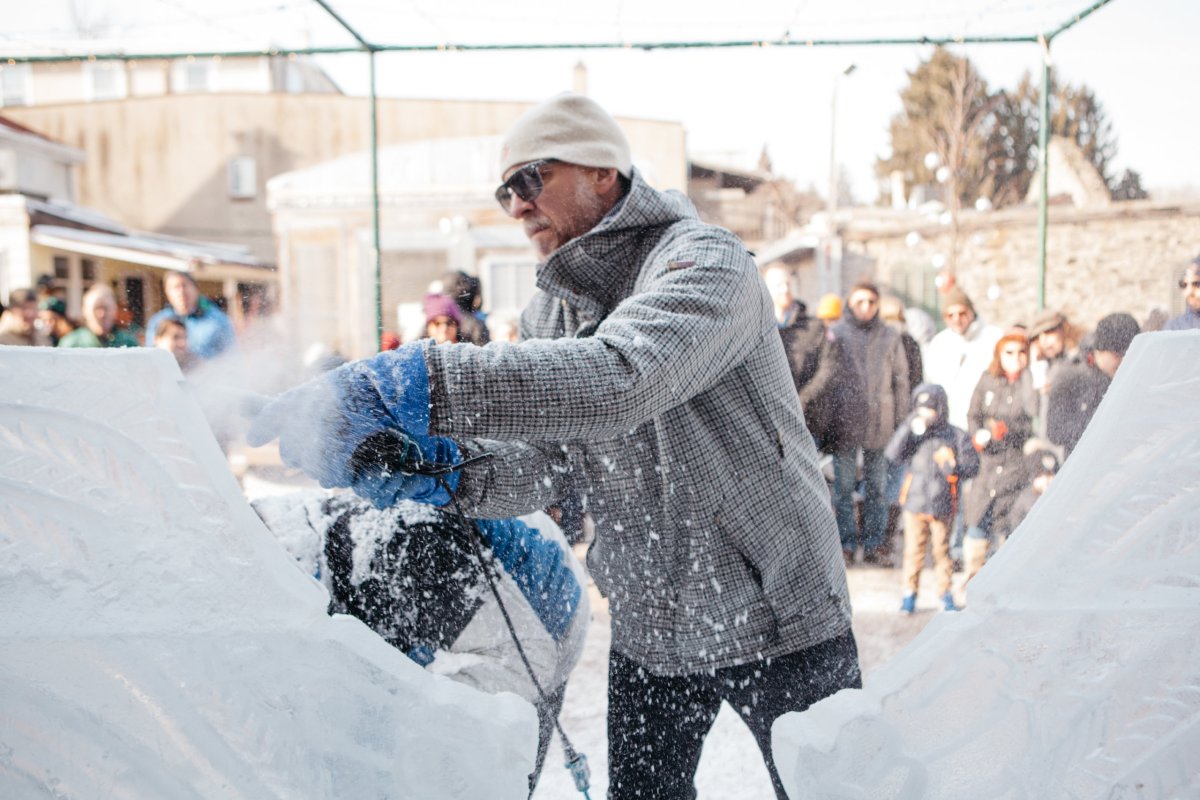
145, 297, 236, 359
1163, 308, 1200, 331
885, 383, 980, 520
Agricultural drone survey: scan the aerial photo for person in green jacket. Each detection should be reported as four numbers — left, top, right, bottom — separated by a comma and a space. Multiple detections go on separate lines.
58, 284, 139, 349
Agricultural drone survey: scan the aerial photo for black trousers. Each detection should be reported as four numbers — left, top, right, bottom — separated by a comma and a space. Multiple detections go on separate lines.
606, 630, 861, 800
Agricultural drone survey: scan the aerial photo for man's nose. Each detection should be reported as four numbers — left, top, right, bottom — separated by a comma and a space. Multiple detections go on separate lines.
506, 192, 535, 218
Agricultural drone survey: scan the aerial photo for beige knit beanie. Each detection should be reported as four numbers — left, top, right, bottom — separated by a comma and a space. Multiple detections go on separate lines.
499, 93, 632, 179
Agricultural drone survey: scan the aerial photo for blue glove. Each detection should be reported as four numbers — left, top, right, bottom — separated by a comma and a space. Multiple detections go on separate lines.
348, 430, 461, 508
246, 344, 460, 505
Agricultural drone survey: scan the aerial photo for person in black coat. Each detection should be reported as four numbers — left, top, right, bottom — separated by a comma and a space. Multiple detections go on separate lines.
1008, 443, 1061, 534
830, 280, 910, 565
1047, 312, 1141, 460
763, 265, 846, 452
880, 295, 924, 393
962, 329, 1039, 582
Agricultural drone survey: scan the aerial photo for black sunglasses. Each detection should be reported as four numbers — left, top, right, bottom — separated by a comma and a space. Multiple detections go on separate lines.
495, 160, 557, 212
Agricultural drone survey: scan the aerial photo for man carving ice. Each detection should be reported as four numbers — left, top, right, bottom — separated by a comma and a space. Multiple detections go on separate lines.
248, 92, 859, 799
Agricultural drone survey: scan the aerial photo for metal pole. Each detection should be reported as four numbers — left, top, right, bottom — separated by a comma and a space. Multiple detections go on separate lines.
827, 78, 839, 228
1, 0, 1117, 65
826, 64, 855, 297
311, 0, 382, 354
1036, 35, 1052, 312
369, 50, 383, 349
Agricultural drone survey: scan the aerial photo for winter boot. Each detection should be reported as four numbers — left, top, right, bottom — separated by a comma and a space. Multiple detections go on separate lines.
899, 593, 916, 615
942, 591, 959, 612
963, 538, 990, 584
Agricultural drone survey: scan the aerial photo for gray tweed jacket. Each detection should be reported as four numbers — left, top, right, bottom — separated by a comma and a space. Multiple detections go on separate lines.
424, 170, 852, 675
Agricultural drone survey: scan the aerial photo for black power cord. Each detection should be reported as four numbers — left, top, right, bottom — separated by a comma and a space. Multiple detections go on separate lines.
354, 431, 592, 798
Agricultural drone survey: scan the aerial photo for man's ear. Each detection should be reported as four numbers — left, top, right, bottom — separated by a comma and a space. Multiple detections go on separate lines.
591, 167, 621, 193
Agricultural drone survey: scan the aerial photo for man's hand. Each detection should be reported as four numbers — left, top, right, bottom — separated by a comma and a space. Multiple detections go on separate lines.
246, 344, 437, 494
348, 430, 461, 508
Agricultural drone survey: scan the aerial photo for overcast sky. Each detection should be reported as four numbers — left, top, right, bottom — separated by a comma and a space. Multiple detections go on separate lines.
3, 0, 1196, 202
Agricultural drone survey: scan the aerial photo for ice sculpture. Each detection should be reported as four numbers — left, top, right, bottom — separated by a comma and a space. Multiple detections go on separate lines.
775, 331, 1200, 799
0, 347, 536, 799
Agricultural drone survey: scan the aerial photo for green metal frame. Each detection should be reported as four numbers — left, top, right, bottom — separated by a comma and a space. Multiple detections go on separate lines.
1, 0, 1117, 324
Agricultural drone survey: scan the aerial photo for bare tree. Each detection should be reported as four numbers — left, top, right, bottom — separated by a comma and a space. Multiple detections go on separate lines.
67, 0, 112, 39
877, 48, 998, 274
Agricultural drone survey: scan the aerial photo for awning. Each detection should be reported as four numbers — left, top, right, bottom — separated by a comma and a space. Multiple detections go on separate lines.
31, 224, 273, 278
753, 232, 821, 265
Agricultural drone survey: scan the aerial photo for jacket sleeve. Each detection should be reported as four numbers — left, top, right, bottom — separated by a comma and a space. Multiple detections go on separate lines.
452, 439, 570, 519
884, 416, 918, 464
967, 374, 988, 438
956, 430, 981, 480
797, 330, 836, 408
891, 333, 911, 431
426, 231, 765, 442
1010, 377, 1040, 446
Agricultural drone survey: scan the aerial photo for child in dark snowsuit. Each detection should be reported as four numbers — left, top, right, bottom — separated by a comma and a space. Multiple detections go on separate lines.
885, 383, 980, 613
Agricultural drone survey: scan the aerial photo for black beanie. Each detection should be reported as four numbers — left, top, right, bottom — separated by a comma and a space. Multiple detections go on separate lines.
1092, 312, 1140, 355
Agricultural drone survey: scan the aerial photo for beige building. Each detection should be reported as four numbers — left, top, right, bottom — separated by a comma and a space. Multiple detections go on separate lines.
0, 114, 272, 331
3, 56, 687, 267
4, 55, 693, 357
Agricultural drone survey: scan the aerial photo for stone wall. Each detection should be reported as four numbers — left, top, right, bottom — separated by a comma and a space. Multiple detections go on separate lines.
841, 200, 1200, 333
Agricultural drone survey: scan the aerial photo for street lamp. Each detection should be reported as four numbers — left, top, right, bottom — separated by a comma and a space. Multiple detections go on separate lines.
827, 63, 857, 224
824, 63, 857, 296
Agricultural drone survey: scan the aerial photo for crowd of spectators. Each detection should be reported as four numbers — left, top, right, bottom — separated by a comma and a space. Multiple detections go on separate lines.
0, 269, 237, 372
3, 253, 1194, 616
766, 255, 1198, 613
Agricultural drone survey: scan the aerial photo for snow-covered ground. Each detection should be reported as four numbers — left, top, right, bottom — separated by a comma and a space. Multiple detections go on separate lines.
3, 331, 1198, 799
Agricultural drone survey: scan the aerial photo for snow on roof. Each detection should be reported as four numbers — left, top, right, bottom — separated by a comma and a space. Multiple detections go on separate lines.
775, 330, 1200, 799
26, 197, 127, 233
267, 136, 503, 210
31, 224, 268, 270
0, 347, 536, 797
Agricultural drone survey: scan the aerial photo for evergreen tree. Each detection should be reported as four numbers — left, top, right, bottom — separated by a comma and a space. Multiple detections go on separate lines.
987, 71, 1121, 205
1111, 168, 1150, 201
881, 50, 1134, 209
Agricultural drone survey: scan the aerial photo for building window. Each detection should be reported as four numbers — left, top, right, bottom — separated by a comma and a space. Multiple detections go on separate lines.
85, 61, 127, 101
0, 64, 31, 107
53, 255, 71, 280
174, 58, 214, 93
479, 257, 538, 317
228, 156, 257, 199
81, 258, 97, 282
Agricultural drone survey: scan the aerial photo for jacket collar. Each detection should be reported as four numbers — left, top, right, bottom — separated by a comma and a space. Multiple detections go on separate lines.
534, 169, 695, 318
